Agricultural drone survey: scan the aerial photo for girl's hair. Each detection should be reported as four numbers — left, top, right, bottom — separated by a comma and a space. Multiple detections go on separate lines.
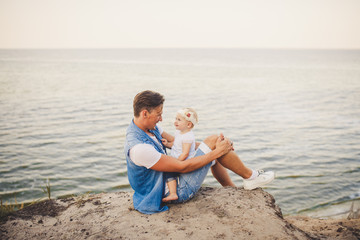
133, 90, 165, 117
177, 108, 198, 126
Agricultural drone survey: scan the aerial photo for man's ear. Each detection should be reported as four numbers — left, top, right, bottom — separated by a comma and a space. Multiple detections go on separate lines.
141, 109, 149, 118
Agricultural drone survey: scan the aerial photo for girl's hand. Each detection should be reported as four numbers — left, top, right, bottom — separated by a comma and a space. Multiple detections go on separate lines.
161, 139, 169, 147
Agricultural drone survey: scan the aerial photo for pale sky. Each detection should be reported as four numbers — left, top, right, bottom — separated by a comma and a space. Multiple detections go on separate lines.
1, 0, 359, 49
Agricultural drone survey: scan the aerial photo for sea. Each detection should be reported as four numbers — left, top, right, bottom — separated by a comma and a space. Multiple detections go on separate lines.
0, 48, 359, 217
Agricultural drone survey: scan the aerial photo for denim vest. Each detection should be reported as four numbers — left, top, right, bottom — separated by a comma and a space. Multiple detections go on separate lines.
124, 120, 168, 214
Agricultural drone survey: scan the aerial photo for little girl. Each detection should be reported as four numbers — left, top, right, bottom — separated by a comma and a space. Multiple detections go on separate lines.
161, 108, 198, 202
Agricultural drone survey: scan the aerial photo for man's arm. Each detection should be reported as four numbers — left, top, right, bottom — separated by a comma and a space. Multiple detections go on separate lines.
151, 137, 232, 173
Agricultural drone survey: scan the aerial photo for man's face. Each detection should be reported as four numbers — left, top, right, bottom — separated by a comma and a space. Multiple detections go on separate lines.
147, 105, 163, 130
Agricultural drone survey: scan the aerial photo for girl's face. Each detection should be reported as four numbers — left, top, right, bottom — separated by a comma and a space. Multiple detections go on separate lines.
174, 113, 191, 132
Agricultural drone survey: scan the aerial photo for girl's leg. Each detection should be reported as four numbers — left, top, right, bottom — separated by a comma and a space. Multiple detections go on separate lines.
174, 145, 213, 203
162, 180, 179, 202
175, 163, 212, 203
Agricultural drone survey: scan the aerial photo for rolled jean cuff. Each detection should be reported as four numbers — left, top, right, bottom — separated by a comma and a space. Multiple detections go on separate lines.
166, 177, 177, 182
198, 142, 211, 154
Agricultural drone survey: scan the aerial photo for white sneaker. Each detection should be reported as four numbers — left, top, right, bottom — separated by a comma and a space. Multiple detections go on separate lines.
243, 170, 275, 190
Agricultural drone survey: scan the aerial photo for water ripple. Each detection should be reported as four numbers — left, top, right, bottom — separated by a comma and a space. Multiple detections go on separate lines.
1, 49, 359, 216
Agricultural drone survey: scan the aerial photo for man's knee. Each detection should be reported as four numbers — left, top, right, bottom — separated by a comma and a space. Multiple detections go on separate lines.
203, 135, 219, 150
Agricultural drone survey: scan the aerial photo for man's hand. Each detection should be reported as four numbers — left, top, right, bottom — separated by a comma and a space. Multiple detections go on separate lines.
215, 133, 233, 156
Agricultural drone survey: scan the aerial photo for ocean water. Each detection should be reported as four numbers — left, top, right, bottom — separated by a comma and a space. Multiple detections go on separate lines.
0, 49, 359, 216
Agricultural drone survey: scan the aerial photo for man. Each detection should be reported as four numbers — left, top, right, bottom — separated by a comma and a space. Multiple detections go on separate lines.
124, 90, 275, 214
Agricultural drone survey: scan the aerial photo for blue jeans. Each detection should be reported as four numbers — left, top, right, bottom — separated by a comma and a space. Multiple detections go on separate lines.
171, 147, 212, 203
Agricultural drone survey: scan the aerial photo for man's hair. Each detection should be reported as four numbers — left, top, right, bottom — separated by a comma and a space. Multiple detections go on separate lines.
133, 90, 165, 117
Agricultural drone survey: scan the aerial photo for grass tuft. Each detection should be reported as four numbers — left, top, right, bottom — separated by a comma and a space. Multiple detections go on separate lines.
0, 196, 24, 219
42, 178, 51, 200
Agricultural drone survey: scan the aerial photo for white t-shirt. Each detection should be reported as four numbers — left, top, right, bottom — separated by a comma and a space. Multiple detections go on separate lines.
129, 125, 214, 168
170, 130, 196, 159
129, 125, 164, 169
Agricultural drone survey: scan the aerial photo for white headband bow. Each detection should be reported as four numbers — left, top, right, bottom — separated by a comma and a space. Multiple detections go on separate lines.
177, 109, 198, 125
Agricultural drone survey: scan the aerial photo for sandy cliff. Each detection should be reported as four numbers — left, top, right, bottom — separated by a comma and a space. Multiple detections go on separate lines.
1, 187, 359, 239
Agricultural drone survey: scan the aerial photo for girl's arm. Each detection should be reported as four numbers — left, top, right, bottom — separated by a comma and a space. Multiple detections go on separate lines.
161, 138, 173, 148
161, 131, 174, 142
161, 130, 175, 148
178, 143, 191, 161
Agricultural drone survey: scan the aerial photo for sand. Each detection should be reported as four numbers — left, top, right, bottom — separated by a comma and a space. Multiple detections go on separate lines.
1, 187, 359, 239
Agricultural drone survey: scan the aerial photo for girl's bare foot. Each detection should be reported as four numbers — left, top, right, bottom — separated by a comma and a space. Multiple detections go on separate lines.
162, 193, 179, 202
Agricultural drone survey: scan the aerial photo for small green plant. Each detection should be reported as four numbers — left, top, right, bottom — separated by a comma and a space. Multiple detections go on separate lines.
0, 196, 24, 219
42, 178, 51, 200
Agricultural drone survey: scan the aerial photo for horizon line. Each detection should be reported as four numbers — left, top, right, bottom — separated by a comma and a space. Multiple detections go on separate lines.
1, 47, 360, 51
